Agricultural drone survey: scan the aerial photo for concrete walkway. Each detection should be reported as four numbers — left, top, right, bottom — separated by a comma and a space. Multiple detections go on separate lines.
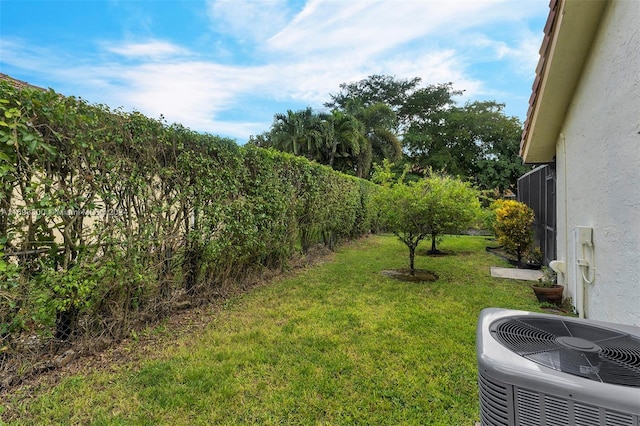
490, 267, 543, 281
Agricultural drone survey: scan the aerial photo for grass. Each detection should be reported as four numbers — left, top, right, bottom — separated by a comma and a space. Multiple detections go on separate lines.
2, 234, 545, 425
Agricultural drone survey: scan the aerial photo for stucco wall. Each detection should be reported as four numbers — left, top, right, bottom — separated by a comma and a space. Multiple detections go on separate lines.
556, 0, 640, 326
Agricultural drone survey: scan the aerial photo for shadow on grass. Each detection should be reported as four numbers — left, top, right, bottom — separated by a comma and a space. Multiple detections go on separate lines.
380, 269, 438, 283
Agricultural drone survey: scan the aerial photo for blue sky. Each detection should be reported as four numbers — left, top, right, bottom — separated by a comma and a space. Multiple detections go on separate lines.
1, 0, 548, 143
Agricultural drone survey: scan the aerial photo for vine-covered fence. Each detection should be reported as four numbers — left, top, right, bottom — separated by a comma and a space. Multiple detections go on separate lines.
0, 80, 380, 371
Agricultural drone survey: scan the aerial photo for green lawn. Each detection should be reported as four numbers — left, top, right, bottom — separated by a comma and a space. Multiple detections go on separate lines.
2, 234, 545, 425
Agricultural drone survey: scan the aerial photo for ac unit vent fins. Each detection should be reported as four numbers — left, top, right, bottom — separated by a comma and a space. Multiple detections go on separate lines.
478, 372, 512, 426
491, 316, 640, 387
573, 403, 601, 425
605, 411, 636, 426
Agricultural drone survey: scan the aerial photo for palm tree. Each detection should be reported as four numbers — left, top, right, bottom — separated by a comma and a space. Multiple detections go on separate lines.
329, 110, 363, 170
272, 109, 305, 155
347, 102, 402, 178
270, 108, 328, 162
298, 108, 326, 162
263, 105, 401, 179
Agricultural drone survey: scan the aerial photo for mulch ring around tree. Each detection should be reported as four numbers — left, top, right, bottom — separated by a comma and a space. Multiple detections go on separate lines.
381, 269, 438, 283
423, 249, 454, 257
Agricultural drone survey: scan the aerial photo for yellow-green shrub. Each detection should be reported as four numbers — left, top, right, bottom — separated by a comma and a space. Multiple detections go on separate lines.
493, 200, 534, 262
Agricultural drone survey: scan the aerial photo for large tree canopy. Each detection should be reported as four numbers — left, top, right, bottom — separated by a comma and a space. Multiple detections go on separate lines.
404, 100, 530, 192
325, 74, 421, 121
256, 75, 530, 192
326, 75, 460, 134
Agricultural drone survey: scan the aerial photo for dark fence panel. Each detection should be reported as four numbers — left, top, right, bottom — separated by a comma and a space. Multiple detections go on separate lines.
518, 164, 556, 266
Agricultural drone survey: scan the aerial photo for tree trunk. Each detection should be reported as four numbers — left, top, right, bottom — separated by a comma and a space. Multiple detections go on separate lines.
328, 142, 337, 167
184, 239, 200, 296
409, 244, 416, 276
431, 234, 438, 254
159, 243, 173, 300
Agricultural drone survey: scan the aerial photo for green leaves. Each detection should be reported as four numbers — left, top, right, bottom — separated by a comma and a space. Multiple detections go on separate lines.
375, 170, 481, 270
1, 77, 383, 347
251, 102, 401, 179
325, 75, 530, 191
493, 200, 535, 262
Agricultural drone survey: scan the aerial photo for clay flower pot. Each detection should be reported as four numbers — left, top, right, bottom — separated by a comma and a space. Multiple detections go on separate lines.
531, 284, 564, 306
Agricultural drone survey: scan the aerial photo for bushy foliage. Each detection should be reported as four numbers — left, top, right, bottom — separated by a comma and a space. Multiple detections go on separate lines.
250, 105, 401, 179
493, 200, 535, 263
420, 173, 482, 253
327, 75, 531, 191
374, 164, 481, 274
0, 79, 380, 352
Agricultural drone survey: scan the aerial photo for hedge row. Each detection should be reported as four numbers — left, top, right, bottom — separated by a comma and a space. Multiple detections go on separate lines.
0, 80, 381, 352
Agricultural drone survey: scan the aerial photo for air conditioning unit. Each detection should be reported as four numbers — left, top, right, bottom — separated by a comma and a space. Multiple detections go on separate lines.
476, 308, 640, 426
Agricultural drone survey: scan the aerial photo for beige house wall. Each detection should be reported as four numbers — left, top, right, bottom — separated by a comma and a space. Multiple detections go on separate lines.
555, 0, 640, 326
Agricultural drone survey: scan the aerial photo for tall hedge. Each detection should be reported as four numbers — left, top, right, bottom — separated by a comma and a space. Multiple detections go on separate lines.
0, 80, 380, 351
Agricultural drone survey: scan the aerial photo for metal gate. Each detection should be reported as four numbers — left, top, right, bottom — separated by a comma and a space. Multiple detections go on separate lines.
517, 164, 556, 266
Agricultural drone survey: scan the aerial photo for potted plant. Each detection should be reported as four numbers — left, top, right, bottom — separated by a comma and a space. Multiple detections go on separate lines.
532, 266, 564, 306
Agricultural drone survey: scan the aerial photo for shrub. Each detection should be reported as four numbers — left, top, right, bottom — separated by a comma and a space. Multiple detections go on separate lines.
420, 173, 482, 254
375, 169, 481, 274
0, 79, 382, 350
493, 200, 534, 263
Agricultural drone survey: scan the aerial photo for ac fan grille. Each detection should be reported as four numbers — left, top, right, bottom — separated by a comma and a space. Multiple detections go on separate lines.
491, 316, 640, 387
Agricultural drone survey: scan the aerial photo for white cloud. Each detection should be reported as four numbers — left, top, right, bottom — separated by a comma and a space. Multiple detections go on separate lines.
0, 38, 69, 77
266, 0, 525, 57
509, 33, 543, 77
105, 40, 190, 59
117, 61, 266, 119
59, 60, 274, 139
376, 49, 483, 96
253, 47, 478, 110
268, 1, 429, 56
467, 30, 541, 78
1, 0, 549, 140
207, 0, 293, 43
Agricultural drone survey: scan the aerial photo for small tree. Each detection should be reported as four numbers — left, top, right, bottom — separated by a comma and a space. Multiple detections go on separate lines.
421, 173, 482, 254
373, 166, 481, 274
375, 180, 430, 275
493, 200, 534, 263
